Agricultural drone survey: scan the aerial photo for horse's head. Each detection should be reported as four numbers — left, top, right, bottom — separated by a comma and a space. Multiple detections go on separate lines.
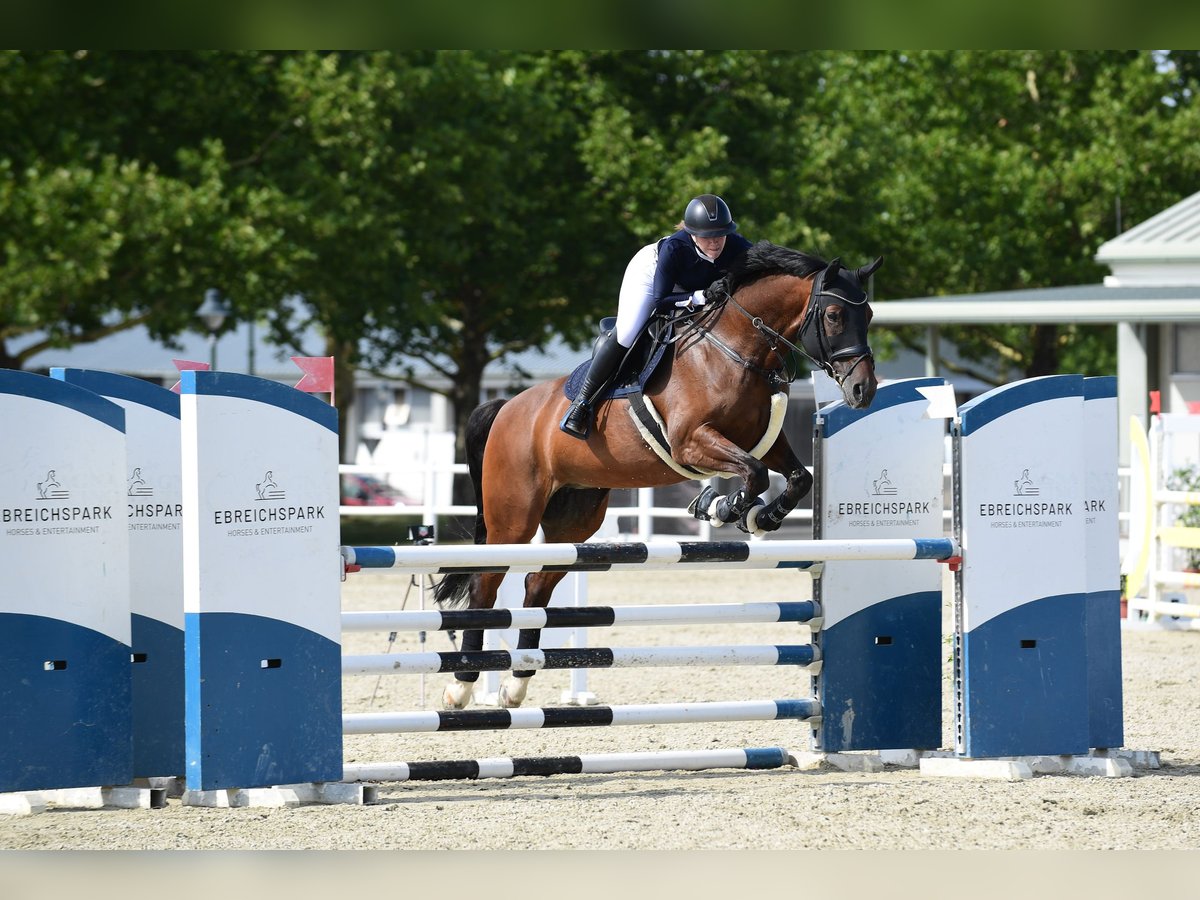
707, 242, 881, 409
799, 256, 881, 409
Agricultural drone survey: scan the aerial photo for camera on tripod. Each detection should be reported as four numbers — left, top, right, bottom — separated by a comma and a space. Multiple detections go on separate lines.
407, 524, 436, 545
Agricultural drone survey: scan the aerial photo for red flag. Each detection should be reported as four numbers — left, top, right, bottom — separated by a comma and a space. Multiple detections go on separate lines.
292, 356, 335, 405
169, 359, 211, 394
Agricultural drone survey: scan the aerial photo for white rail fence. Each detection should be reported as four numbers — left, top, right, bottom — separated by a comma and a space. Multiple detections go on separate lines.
339, 460, 730, 541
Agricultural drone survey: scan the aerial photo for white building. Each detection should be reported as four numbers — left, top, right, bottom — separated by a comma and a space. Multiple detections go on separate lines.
1095, 190, 1200, 420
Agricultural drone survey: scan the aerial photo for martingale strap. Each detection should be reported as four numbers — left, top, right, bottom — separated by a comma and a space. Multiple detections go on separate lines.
625, 388, 789, 481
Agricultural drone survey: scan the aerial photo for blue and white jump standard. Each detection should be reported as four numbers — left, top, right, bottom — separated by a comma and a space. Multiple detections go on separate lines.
0, 370, 132, 793
812, 376, 951, 753
52, 368, 187, 779
949, 374, 1123, 764
1084, 376, 1124, 750
180, 371, 343, 792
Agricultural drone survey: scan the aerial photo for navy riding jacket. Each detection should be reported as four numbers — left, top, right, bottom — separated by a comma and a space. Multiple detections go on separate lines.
652, 229, 753, 307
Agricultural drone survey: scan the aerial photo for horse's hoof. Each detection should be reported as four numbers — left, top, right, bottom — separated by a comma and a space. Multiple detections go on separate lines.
442, 682, 473, 710
713, 490, 747, 526
741, 498, 768, 537
498, 677, 530, 708
688, 486, 719, 522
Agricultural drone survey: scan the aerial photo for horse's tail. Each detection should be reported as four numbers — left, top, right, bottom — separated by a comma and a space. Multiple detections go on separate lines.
431, 397, 507, 609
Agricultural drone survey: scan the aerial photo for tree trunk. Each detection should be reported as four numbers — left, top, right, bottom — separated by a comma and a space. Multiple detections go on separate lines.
447, 330, 490, 518
1027, 324, 1060, 378
326, 335, 357, 463
0, 340, 20, 371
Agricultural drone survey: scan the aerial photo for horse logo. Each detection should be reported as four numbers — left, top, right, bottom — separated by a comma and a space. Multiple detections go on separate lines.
255, 470, 285, 501
1013, 468, 1039, 496
871, 469, 897, 496
127, 467, 153, 497
36, 469, 68, 500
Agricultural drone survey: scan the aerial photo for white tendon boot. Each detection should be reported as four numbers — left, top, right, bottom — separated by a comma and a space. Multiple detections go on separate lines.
498, 675, 531, 708
442, 680, 474, 710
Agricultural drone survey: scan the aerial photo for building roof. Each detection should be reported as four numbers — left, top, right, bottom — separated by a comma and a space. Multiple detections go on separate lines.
1096, 190, 1200, 263
872, 284, 1200, 325
22, 280, 1200, 388
19, 322, 325, 382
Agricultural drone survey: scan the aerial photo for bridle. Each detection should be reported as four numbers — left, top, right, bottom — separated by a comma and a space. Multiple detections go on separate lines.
795, 258, 874, 386
678, 259, 874, 389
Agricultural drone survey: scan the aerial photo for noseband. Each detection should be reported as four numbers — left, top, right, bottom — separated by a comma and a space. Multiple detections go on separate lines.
692, 260, 873, 389
796, 260, 874, 386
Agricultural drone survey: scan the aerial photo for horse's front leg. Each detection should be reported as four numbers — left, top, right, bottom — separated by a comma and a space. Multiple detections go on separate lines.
442, 571, 506, 710
743, 434, 813, 536
676, 425, 772, 531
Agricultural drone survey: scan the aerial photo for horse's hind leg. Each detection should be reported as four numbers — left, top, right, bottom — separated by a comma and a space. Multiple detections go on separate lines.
441, 571, 507, 709
498, 487, 611, 708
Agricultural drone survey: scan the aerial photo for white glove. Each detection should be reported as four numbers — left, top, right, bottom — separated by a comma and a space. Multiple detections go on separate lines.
675, 290, 707, 309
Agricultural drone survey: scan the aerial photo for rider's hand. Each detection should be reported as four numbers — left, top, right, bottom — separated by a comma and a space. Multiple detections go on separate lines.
675, 290, 707, 309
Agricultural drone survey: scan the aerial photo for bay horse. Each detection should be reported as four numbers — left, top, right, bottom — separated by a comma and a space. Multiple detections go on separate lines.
434, 241, 881, 709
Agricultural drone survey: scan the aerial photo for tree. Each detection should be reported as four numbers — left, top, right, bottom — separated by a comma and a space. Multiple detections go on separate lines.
792, 50, 1200, 383
0, 51, 302, 371
8, 50, 1200, 459
263, 51, 742, 457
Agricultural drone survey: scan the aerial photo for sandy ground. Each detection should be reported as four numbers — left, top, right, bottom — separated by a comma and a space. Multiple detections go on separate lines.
3, 567, 1200, 851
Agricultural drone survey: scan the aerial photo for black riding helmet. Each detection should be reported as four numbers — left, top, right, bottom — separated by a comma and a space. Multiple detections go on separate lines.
682, 194, 738, 237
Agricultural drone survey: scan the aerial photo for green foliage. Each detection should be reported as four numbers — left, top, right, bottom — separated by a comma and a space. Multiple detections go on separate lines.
3, 50, 1200, 452
0, 51, 303, 367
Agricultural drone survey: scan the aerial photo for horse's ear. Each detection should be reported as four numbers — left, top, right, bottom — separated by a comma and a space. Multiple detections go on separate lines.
855, 256, 884, 282
827, 257, 841, 274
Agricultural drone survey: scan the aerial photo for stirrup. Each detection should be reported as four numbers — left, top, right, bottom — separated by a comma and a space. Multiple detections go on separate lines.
559, 400, 592, 439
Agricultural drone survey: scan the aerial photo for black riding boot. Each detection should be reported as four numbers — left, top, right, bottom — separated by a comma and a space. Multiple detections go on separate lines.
559, 331, 626, 440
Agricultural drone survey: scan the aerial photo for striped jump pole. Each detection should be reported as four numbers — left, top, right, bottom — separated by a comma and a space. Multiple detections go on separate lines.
342, 747, 794, 783
341, 537, 959, 575
341, 600, 821, 633
341, 643, 819, 676
343, 698, 820, 734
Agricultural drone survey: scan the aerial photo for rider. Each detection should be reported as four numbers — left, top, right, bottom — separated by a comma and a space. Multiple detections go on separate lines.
560, 193, 754, 439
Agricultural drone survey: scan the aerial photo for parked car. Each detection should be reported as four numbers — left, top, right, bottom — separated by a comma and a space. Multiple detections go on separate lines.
340, 473, 410, 506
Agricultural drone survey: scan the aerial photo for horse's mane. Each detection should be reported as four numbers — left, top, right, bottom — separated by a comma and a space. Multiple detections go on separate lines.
721, 241, 828, 295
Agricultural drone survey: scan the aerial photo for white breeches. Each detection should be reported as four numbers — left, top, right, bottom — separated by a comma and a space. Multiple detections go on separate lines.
614, 241, 661, 347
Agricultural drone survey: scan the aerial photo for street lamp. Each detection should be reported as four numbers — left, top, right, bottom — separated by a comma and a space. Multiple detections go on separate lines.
197, 288, 230, 370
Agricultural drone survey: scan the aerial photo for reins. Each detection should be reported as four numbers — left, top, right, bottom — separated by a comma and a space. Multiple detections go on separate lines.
671, 298, 791, 387
676, 262, 873, 390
